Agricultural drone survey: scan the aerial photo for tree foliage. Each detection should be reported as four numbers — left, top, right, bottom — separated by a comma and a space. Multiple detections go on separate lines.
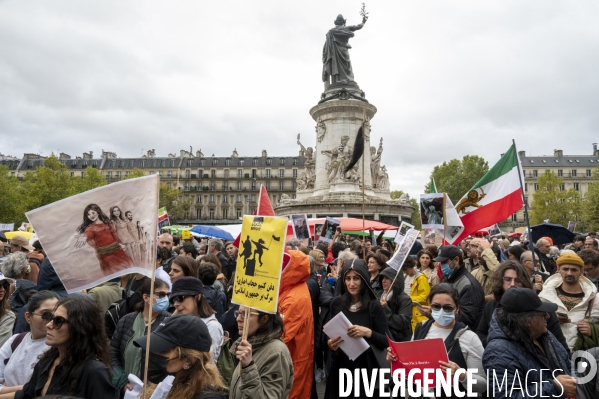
160, 183, 193, 220
530, 171, 581, 226
582, 166, 599, 232
0, 166, 26, 225
425, 155, 489, 203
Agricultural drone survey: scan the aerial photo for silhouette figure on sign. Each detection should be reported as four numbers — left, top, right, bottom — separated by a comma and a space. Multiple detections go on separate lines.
240, 235, 256, 276
252, 238, 268, 267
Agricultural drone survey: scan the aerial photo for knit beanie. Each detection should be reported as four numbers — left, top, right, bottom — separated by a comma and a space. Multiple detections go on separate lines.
556, 253, 584, 268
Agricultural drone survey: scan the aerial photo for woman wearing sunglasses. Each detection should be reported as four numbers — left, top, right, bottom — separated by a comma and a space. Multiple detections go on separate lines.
0, 291, 59, 395
170, 277, 223, 361
12, 296, 118, 399
110, 278, 171, 391
229, 306, 293, 399
386, 283, 487, 396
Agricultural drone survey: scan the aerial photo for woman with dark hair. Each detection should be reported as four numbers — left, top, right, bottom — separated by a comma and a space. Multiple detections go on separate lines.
134, 314, 227, 399
76, 203, 134, 275
169, 256, 199, 284
198, 255, 225, 292
229, 306, 293, 399
366, 253, 387, 298
0, 275, 16, 348
109, 278, 171, 391
417, 249, 439, 288
325, 259, 389, 399
475, 261, 568, 350
12, 296, 118, 399
506, 245, 525, 262
0, 291, 59, 394
109, 206, 139, 264
378, 267, 412, 342
387, 283, 487, 396
401, 256, 431, 331
170, 277, 223, 361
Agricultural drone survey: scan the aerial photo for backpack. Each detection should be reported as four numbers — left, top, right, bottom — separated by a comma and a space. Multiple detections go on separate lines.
3, 332, 28, 365
216, 334, 235, 387
105, 277, 147, 339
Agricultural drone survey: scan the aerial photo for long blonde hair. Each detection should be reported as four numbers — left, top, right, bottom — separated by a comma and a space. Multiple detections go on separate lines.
166, 347, 226, 399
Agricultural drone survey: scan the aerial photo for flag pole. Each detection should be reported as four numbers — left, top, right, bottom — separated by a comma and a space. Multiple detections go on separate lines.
512, 139, 538, 273
362, 110, 366, 259
143, 175, 159, 399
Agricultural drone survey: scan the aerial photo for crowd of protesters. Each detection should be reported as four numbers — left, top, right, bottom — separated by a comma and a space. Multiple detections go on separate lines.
0, 227, 598, 398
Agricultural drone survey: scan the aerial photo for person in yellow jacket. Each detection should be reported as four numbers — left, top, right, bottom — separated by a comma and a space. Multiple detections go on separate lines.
401, 256, 431, 331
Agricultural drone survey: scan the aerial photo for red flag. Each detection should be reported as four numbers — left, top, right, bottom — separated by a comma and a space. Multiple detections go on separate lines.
233, 185, 275, 247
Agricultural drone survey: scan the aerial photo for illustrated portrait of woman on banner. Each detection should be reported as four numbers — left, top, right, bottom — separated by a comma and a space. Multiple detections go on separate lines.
75, 203, 134, 275
109, 205, 141, 263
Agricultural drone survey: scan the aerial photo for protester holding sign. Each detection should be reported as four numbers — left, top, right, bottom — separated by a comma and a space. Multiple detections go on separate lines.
325, 259, 389, 399
14, 296, 119, 399
229, 306, 293, 399
378, 267, 412, 342
387, 284, 487, 396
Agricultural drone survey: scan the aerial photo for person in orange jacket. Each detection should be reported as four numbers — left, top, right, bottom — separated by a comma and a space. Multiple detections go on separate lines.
279, 250, 314, 399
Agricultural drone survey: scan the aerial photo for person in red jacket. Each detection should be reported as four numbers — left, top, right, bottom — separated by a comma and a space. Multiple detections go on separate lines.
279, 250, 314, 399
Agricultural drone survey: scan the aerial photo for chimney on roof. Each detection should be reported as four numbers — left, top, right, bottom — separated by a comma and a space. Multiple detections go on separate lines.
594, 143, 598, 156
554, 149, 563, 157
59, 152, 71, 160
518, 150, 525, 157
262, 149, 268, 157
82, 152, 93, 160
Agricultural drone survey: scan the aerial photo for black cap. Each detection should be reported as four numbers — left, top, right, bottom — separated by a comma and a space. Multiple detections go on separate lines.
500, 287, 558, 313
171, 276, 203, 302
133, 314, 212, 353
433, 245, 463, 262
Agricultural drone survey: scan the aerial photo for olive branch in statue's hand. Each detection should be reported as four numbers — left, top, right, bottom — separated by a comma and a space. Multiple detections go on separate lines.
360, 3, 369, 23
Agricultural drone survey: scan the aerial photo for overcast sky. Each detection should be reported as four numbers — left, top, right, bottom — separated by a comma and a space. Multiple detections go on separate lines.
1, 0, 598, 198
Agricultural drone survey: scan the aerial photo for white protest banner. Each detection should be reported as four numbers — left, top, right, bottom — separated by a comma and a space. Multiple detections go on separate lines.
291, 214, 310, 241
388, 229, 419, 271
420, 193, 445, 229
26, 175, 159, 293
0, 224, 14, 231
433, 194, 464, 245
394, 221, 415, 245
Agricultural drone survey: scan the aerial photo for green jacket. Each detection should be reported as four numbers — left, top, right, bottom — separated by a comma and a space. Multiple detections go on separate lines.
229, 331, 294, 399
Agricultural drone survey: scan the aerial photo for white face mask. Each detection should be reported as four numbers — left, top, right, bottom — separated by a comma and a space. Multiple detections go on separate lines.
431, 309, 456, 326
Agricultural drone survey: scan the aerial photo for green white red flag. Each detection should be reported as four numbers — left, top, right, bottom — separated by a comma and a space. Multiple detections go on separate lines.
450, 144, 524, 244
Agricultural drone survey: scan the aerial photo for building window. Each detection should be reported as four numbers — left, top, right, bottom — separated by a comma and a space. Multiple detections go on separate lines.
239, 159, 244, 166
237, 181, 242, 190
574, 183, 580, 191
198, 169, 203, 177
588, 169, 593, 177
251, 169, 257, 178
223, 182, 229, 190
557, 170, 563, 177
237, 209, 242, 218
186, 170, 190, 178
560, 184, 565, 191
129, 160, 134, 167
265, 181, 271, 190
70, 172, 74, 177
126, 171, 130, 176
212, 159, 218, 166
238, 169, 243, 178
210, 194, 215, 203
196, 209, 202, 219
211, 170, 216, 178
266, 169, 271, 178
225, 159, 230, 166
116, 171, 122, 179
524, 196, 528, 205
167, 171, 172, 178
279, 169, 284, 178
158, 171, 163, 177
293, 169, 297, 178
185, 182, 190, 190
571, 170, 577, 177
223, 195, 228, 203
224, 169, 229, 178
237, 194, 242, 203
279, 181, 284, 190
511, 213, 518, 222
107, 171, 112, 179
196, 195, 201, 203
209, 209, 215, 219
222, 208, 228, 219
251, 181, 256, 190
534, 183, 539, 190
266, 158, 271, 165
532, 170, 538, 177
210, 182, 216, 190
253, 158, 258, 166
292, 182, 296, 190
524, 183, 528, 192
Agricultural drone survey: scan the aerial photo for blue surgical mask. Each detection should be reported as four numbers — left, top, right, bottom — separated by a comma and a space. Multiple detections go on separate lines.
441, 263, 454, 277
431, 309, 455, 326
152, 296, 170, 313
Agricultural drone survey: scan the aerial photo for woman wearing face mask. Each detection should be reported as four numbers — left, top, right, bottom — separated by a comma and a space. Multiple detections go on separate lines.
386, 284, 487, 397
0, 291, 59, 395
229, 306, 293, 399
325, 259, 389, 399
134, 314, 227, 399
12, 296, 119, 399
109, 278, 171, 391
170, 277, 223, 361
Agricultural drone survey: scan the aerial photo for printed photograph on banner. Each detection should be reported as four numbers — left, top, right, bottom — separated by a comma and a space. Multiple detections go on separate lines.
388, 229, 419, 271
423, 229, 436, 245
319, 217, 341, 243
291, 214, 310, 241
25, 175, 159, 293
488, 224, 501, 236
420, 193, 445, 228
232, 215, 287, 314
314, 223, 323, 240
394, 221, 414, 245
567, 221, 576, 232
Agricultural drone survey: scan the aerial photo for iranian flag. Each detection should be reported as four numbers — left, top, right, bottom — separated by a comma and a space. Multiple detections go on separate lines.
451, 144, 524, 244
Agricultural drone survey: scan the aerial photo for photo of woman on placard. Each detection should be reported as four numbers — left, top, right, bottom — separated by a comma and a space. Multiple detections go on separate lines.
109, 206, 140, 264
76, 203, 134, 275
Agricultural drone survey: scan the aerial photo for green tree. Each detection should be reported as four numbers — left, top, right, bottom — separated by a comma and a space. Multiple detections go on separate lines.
530, 171, 581, 226
160, 183, 193, 220
74, 167, 107, 192
390, 190, 421, 230
0, 165, 26, 225
21, 154, 78, 212
121, 168, 146, 180
581, 166, 599, 231
425, 155, 489, 203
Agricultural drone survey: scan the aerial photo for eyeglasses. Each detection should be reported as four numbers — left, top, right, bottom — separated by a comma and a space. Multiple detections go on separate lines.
503, 277, 523, 284
171, 295, 192, 304
430, 304, 456, 312
42, 312, 69, 329
33, 310, 53, 320
234, 310, 260, 319
154, 292, 170, 299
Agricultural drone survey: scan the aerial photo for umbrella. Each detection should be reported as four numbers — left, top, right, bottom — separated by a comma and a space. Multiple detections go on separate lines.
530, 223, 576, 246
4, 231, 33, 240
190, 225, 234, 241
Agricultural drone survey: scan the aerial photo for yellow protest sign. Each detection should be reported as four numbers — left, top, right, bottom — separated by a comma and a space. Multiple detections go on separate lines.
181, 229, 191, 240
232, 215, 287, 313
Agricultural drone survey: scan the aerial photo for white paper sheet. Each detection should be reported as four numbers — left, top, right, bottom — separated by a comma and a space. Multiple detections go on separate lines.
123, 374, 143, 399
323, 311, 369, 360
